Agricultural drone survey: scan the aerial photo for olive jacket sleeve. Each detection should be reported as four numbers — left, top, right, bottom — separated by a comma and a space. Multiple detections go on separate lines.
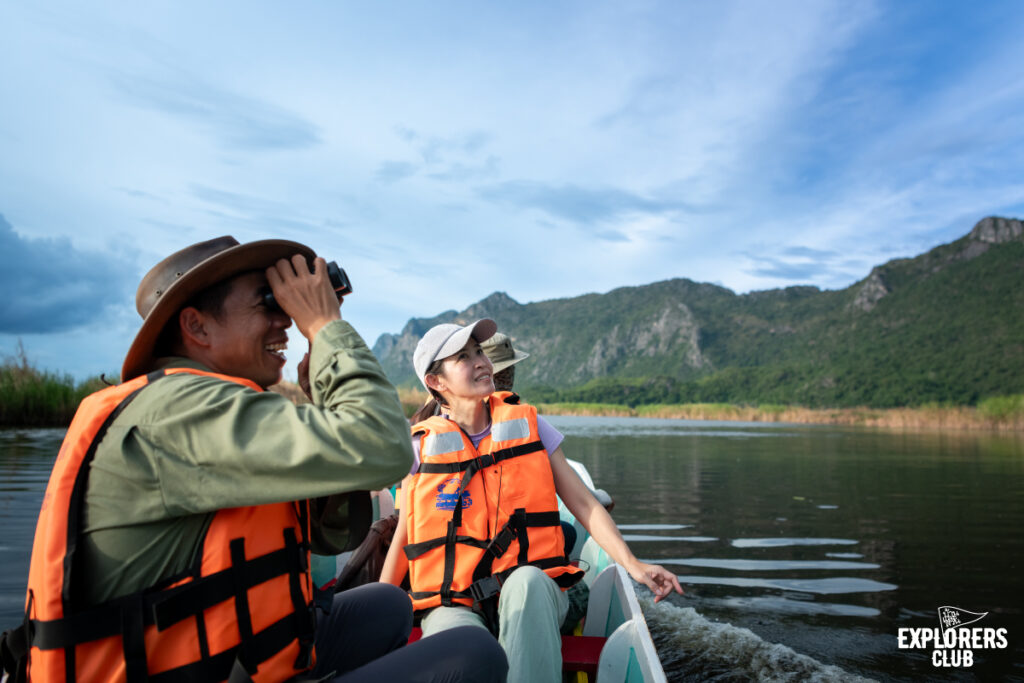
87, 319, 412, 545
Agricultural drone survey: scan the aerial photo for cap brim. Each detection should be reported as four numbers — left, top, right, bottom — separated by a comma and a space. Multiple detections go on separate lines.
432, 319, 498, 366
490, 350, 529, 374
121, 239, 316, 381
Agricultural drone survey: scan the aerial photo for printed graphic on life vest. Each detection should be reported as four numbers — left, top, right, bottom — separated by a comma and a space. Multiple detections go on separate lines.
897, 606, 1008, 668
435, 478, 472, 511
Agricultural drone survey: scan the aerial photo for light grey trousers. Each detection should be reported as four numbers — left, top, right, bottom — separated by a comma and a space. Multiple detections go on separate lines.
420, 566, 570, 683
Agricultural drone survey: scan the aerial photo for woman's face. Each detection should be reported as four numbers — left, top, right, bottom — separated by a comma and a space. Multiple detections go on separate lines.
430, 338, 495, 400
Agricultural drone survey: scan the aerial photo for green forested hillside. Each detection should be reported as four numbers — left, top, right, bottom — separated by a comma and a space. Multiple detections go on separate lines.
373, 217, 1024, 408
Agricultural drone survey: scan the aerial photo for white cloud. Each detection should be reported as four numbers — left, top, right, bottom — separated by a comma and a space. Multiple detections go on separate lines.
2, 0, 1023, 379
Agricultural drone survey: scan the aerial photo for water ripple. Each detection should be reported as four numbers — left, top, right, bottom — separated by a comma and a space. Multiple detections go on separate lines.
623, 534, 719, 542
656, 558, 880, 571
675, 575, 898, 594
731, 537, 859, 548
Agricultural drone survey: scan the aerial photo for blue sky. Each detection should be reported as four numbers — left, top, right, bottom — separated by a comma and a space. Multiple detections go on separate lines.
2, 1, 1024, 381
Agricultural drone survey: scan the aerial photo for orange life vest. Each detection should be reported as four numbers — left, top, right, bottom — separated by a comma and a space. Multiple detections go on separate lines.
404, 392, 583, 613
22, 368, 317, 683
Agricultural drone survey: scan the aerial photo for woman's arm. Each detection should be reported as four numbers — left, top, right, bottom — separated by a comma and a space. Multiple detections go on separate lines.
379, 475, 413, 585
550, 447, 683, 603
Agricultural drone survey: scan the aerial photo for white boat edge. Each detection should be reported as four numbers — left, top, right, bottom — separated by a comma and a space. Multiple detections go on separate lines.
580, 540, 668, 683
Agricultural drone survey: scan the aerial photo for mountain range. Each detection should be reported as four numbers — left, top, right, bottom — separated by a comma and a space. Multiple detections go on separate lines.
372, 216, 1024, 408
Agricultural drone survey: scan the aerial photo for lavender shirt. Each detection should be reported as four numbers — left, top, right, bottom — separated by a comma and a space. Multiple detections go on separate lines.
410, 415, 564, 474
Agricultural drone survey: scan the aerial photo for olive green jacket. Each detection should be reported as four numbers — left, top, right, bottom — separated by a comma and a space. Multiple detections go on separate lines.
76, 320, 413, 605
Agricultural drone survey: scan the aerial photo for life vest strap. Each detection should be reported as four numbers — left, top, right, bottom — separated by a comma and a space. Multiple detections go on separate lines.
483, 510, 561, 561
410, 555, 578, 605
403, 535, 490, 561
147, 610, 310, 683
415, 440, 545, 475
29, 540, 308, 648
153, 541, 305, 630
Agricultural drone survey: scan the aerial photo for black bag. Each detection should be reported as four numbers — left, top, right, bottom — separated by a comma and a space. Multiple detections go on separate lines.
0, 622, 29, 683
334, 513, 400, 592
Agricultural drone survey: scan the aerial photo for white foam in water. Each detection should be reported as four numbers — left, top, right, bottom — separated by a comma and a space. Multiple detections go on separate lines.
731, 537, 858, 548
622, 535, 719, 542
637, 595, 877, 682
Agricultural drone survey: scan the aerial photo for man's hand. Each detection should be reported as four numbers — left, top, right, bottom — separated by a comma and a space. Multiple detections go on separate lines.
265, 255, 341, 342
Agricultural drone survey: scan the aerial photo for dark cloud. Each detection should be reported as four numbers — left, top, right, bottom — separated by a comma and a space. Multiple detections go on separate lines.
476, 180, 689, 226
0, 215, 134, 333
109, 70, 321, 150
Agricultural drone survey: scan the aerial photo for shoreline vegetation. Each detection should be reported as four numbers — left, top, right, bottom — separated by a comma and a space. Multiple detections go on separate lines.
393, 389, 1024, 433
3, 352, 1022, 432
1, 345, 108, 427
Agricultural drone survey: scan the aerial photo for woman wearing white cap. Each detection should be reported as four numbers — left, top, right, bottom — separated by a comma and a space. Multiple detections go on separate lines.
381, 320, 681, 683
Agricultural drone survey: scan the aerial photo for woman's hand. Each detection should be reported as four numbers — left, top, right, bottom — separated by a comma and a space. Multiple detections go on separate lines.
265, 255, 341, 342
624, 560, 684, 604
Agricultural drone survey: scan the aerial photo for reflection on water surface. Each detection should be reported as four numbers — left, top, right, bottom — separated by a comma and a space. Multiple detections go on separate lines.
3, 420, 1024, 681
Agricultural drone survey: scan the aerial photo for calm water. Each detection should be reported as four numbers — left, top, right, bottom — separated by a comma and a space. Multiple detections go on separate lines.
3, 419, 1023, 681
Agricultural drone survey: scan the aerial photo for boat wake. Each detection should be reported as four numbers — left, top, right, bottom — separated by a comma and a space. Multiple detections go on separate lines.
637, 595, 876, 682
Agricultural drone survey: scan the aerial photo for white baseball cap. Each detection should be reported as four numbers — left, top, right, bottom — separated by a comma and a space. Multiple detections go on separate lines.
413, 319, 498, 388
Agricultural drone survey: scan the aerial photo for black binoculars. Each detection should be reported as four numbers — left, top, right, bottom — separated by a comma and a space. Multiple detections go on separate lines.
263, 261, 352, 312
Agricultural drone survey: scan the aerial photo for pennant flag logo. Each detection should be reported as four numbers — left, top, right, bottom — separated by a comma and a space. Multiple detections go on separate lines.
938, 606, 988, 632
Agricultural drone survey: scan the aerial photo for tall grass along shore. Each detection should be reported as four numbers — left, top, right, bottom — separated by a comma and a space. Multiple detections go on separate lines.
1, 346, 108, 427
5, 348, 1022, 432
399, 389, 1024, 432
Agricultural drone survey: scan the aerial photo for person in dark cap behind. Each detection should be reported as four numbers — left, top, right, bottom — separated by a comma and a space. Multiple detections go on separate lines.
4, 237, 506, 682
478, 332, 528, 392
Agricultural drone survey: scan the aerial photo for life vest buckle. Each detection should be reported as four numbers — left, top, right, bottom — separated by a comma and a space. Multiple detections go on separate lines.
468, 575, 502, 603
488, 526, 516, 558
476, 453, 496, 469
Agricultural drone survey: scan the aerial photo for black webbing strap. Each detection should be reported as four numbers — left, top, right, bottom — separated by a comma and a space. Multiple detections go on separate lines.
403, 535, 489, 561
31, 593, 156, 650
282, 524, 315, 670
412, 555, 579, 606
471, 510, 562, 582
150, 545, 300, 630
416, 440, 545, 475
467, 556, 578, 603
29, 542, 304, 651
516, 509, 530, 565
229, 538, 257, 677
147, 611, 308, 683
121, 595, 147, 683
437, 452, 485, 606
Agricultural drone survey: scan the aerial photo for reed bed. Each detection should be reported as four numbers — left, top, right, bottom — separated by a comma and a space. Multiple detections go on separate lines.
0, 347, 108, 427
6, 344, 1021, 433
538, 400, 1024, 432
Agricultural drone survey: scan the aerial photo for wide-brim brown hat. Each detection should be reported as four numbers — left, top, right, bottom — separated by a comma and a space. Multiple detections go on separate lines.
480, 332, 529, 374
121, 236, 315, 381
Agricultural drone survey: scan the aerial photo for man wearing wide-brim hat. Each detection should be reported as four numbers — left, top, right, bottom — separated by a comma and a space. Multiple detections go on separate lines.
11, 237, 506, 683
